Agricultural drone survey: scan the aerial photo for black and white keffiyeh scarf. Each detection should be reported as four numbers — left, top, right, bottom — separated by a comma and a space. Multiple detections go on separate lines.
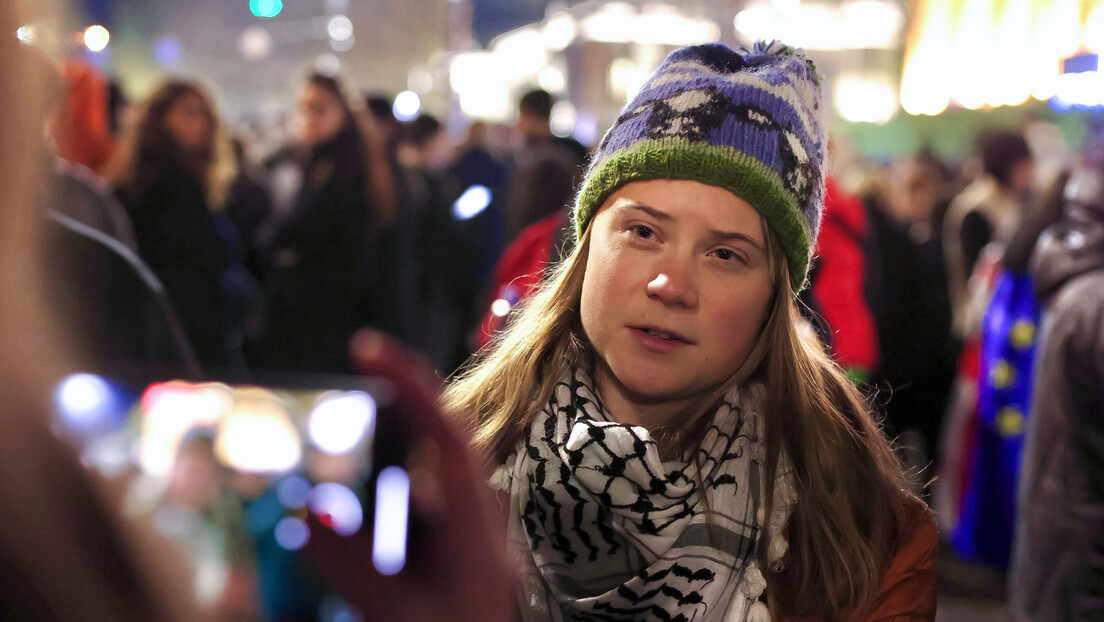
491, 366, 796, 622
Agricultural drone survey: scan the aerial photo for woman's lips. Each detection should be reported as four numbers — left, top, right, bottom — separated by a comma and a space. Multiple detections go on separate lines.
629, 326, 693, 354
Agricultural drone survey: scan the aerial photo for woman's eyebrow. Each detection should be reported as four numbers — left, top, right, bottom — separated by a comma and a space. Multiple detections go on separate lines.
616, 201, 672, 221
709, 229, 764, 251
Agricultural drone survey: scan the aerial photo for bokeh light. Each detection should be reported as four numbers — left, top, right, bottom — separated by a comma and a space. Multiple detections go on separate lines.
392, 90, 421, 122
451, 185, 493, 220
16, 25, 35, 43
319, 595, 364, 622
249, 0, 284, 18
55, 373, 119, 435
372, 466, 410, 576
141, 382, 231, 476
277, 475, 313, 509
327, 15, 354, 42
538, 66, 566, 94
274, 516, 310, 550
83, 25, 110, 52
315, 53, 342, 76
491, 27, 549, 82
835, 76, 898, 124
491, 298, 512, 318
542, 11, 577, 51
217, 389, 302, 474
550, 101, 576, 138
311, 482, 364, 536
407, 69, 434, 94
307, 391, 376, 455
238, 26, 273, 60
608, 58, 645, 102
152, 35, 183, 66
330, 36, 354, 52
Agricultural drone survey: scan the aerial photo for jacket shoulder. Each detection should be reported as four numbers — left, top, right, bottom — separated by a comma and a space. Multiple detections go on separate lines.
857, 495, 938, 621
779, 496, 939, 622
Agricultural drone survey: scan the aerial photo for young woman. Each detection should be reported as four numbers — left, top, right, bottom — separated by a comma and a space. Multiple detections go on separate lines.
258, 73, 372, 374
445, 42, 937, 621
112, 80, 234, 368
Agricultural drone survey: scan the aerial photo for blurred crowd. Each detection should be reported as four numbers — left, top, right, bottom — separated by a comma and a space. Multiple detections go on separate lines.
27, 44, 1104, 618
45, 58, 594, 381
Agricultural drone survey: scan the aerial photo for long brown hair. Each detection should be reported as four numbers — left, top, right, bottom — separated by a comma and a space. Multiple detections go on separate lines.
444, 205, 916, 619
109, 79, 234, 207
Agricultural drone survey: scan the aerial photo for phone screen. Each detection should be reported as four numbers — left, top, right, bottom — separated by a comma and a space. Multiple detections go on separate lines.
54, 371, 410, 621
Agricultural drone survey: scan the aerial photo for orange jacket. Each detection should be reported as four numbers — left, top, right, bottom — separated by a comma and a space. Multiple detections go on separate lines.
782, 497, 939, 622
50, 61, 116, 174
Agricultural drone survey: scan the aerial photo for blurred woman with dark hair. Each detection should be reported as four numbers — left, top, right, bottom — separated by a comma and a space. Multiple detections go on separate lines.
258, 73, 372, 373
111, 80, 234, 368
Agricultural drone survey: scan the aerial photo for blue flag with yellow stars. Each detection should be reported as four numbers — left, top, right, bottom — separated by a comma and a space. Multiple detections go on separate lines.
950, 270, 1040, 570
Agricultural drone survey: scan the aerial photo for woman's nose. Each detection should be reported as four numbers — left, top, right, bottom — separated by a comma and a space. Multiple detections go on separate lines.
646, 266, 698, 308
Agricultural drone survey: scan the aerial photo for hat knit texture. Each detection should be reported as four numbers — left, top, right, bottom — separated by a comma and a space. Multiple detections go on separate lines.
572, 41, 826, 292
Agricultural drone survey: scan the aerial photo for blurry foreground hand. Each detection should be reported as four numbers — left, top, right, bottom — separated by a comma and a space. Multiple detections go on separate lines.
301, 330, 516, 622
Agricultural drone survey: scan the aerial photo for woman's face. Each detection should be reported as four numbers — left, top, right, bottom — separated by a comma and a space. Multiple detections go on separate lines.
297, 82, 346, 147
580, 179, 774, 424
164, 92, 212, 153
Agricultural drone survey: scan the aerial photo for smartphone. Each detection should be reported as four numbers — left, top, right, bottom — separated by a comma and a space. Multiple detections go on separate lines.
53, 364, 415, 622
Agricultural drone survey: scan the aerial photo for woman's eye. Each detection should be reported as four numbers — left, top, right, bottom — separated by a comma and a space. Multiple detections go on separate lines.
631, 225, 654, 239
713, 248, 742, 263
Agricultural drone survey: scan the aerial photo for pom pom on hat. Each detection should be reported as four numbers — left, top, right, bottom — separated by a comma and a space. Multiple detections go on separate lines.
572, 40, 827, 292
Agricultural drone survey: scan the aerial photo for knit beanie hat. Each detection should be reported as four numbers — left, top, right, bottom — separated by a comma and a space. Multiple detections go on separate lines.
573, 41, 826, 292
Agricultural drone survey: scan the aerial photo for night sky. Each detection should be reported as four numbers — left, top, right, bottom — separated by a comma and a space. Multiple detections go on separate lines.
470, 0, 549, 45
80, 0, 116, 25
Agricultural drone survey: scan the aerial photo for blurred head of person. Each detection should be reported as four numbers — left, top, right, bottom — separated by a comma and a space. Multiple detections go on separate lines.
516, 88, 554, 142
296, 73, 353, 149
293, 74, 368, 185
980, 130, 1034, 194
110, 79, 233, 205
464, 121, 488, 149
162, 432, 222, 512
887, 148, 951, 229
398, 113, 445, 169
49, 60, 116, 173
355, 92, 400, 157
362, 93, 397, 131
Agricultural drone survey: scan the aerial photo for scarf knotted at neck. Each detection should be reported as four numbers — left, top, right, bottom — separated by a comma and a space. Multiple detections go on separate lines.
492, 366, 795, 622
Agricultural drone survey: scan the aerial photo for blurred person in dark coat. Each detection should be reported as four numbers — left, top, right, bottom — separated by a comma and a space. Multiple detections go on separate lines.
502, 89, 587, 242
111, 80, 235, 368
257, 73, 371, 373
449, 121, 509, 281
23, 32, 200, 379
223, 136, 272, 283
944, 131, 1034, 338
1009, 153, 1104, 621
865, 151, 957, 470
